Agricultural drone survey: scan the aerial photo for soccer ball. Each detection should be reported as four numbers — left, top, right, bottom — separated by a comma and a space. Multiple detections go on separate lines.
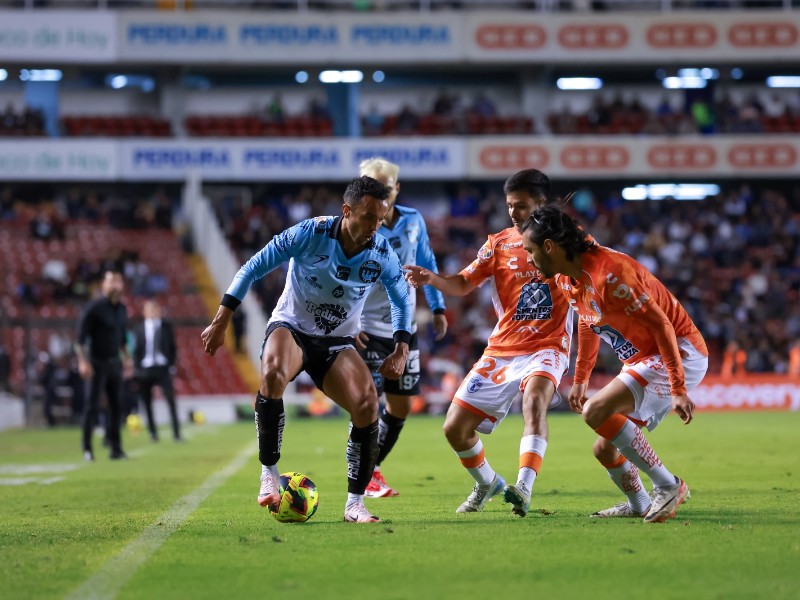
269, 472, 320, 523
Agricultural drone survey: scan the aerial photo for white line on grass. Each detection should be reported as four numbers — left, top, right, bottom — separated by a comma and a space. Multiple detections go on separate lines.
65, 442, 256, 600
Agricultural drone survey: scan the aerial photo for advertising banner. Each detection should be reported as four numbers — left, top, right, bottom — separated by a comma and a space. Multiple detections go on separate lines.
120, 138, 464, 181
468, 135, 800, 178
0, 140, 117, 181
117, 11, 461, 64
464, 11, 800, 63
0, 11, 116, 63
693, 376, 800, 412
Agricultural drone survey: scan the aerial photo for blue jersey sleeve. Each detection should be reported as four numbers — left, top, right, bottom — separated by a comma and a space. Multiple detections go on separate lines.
381, 251, 412, 335
415, 214, 446, 312
225, 219, 314, 301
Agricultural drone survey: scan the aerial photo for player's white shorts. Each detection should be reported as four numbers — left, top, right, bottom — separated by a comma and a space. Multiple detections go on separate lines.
454, 349, 568, 434
617, 337, 708, 432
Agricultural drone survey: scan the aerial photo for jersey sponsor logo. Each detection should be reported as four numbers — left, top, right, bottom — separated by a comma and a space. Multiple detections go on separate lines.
467, 375, 484, 393
558, 24, 629, 49
313, 254, 329, 264
512, 281, 553, 321
405, 224, 420, 245
305, 275, 322, 290
239, 24, 338, 46
515, 270, 538, 279
351, 25, 451, 45
728, 22, 798, 47
127, 24, 226, 45
475, 24, 547, 50
335, 265, 351, 280
359, 260, 382, 283
507, 256, 519, 270
356, 285, 367, 298
646, 23, 716, 48
501, 241, 522, 250
388, 236, 402, 250
313, 216, 329, 233
305, 302, 348, 334
590, 324, 639, 361
332, 285, 344, 298
590, 299, 603, 319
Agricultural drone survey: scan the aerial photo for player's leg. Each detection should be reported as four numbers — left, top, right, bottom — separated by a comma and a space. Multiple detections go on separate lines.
256, 326, 304, 509
443, 403, 505, 513
321, 348, 381, 523
139, 372, 158, 441
504, 374, 554, 517
582, 379, 687, 523
589, 435, 651, 518
81, 365, 104, 460
105, 362, 125, 458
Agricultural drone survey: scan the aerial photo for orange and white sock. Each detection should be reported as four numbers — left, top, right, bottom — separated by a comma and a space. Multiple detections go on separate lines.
455, 439, 496, 486
595, 414, 675, 488
517, 435, 546, 492
600, 455, 652, 513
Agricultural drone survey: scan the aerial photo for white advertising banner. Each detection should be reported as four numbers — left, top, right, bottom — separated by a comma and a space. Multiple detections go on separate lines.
117, 11, 462, 64
120, 138, 465, 181
0, 11, 116, 62
463, 11, 800, 62
0, 140, 117, 181
468, 135, 800, 178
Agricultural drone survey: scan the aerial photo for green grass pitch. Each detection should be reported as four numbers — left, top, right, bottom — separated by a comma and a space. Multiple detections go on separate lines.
1, 411, 798, 599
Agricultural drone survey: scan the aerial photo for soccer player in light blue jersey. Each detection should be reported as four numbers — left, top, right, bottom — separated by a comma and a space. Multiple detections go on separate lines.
357, 158, 448, 498
202, 176, 412, 523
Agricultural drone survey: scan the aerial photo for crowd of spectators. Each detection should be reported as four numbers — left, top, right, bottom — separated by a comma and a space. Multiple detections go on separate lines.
0, 104, 45, 137
215, 181, 800, 379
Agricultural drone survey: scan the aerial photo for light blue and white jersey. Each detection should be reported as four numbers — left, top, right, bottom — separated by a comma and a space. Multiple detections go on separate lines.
226, 216, 411, 338
360, 205, 445, 338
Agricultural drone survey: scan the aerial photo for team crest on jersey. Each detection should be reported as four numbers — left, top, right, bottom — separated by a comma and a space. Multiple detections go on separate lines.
477, 245, 493, 261
332, 285, 344, 298
359, 260, 382, 283
512, 281, 554, 321
590, 324, 639, 361
467, 376, 484, 393
305, 302, 348, 334
335, 265, 351, 281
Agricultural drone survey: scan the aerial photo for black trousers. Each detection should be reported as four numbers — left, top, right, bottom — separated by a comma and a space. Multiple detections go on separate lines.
138, 366, 180, 440
82, 358, 123, 453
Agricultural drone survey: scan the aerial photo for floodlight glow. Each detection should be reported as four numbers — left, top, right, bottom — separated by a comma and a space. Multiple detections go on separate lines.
319, 70, 363, 84
110, 75, 128, 89
556, 77, 603, 90
0, 69, 6, 82
766, 76, 800, 88
295, 71, 308, 84
731, 68, 743, 80
20, 69, 62, 82
622, 183, 720, 201
663, 76, 706, 89
372, 70, 385, 83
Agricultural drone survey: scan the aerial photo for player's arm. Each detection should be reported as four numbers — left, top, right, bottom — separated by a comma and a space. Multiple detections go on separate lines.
202, 220, 311, 356
637, 302, 695, 424
415, 216, 448, 340
568, 319, 600, 414
379, 253, 412, 380
404, 267, 475, 297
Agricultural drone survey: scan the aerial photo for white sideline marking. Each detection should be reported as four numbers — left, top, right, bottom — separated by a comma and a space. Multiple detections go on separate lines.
0, 476, 65, 486
65, 442, 256, 600
0, 464, 80, 475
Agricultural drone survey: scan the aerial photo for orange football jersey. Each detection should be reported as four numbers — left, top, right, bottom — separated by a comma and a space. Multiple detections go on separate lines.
460, 227, 572, 357
555, 244, 708, 368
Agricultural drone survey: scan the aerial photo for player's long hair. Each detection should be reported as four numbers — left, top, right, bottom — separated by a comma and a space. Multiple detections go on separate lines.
344, 175, 391, 207
503, 169, 551, 203
522, 205, 594, 261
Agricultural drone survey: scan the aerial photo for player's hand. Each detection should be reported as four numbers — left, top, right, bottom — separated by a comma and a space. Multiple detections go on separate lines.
355, 331, 369, 351
122, 356, 134, 379
201, 322, 227, 356
567, 382, 589, 414
378, 342, 409, 380
78, 358, 93, 380
672, 394, 696, 424
432, 313, 448, 341
404, 265, 433, 289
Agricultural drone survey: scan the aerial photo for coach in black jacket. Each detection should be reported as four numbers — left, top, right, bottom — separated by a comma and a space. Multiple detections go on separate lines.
134, 300, 181, 441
